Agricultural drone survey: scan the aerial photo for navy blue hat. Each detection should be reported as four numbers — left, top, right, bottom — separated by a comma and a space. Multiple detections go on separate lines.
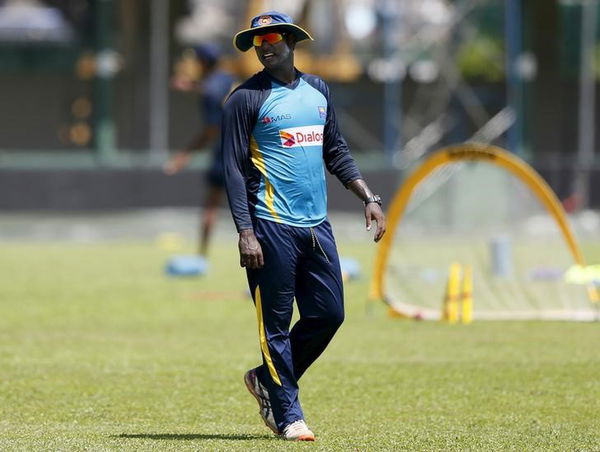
193, 43, 221, 65
233, 10, 313, 52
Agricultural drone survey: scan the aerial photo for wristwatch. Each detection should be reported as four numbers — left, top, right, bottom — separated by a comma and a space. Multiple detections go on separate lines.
363, 195, 382, 206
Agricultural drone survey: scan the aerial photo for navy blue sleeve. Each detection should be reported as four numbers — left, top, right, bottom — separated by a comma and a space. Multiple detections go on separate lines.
201, 93, 223, 126
201, 72, 234, 125
302, 74, 362, 187
221, 78, 265, 232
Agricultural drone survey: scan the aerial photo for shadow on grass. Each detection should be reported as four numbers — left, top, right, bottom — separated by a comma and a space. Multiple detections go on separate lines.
114, 433, 275, 441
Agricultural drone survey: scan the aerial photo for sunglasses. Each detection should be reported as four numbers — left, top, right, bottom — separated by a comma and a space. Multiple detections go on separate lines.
253, 32, 284, 47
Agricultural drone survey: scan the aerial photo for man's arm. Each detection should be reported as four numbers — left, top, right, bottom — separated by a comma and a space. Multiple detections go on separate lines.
222, 87, 265, 268
309, 76, 386, 242
346, 179, 386, 242
165, 81, 225, 175
164, 125, 220, 175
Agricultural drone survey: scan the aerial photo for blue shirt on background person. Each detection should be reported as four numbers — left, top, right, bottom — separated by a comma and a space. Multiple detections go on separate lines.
164, 43, 235, 257
200, 67, 235, 188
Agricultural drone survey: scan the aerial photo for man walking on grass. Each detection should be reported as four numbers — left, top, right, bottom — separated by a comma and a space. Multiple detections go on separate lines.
222, 10, 386, 441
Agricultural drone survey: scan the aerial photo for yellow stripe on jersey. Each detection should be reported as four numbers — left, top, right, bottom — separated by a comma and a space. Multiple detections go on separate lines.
249, 135, 281, 221
254, 285, 282, 386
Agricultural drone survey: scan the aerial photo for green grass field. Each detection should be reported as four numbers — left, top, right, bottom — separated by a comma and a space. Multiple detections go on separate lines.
1, 238, 600, 451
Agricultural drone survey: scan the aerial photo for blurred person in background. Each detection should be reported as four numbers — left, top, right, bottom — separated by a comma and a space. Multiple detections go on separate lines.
222, 11, 386, 441
164, 43, 235, 257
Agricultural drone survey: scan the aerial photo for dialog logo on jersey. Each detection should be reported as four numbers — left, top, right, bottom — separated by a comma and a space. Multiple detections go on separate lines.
279, 125, 324, 148
280, 131, 295, 147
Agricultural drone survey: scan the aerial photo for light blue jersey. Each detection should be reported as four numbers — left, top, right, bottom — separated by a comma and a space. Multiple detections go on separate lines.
222, 70, 361, 232
250, 78, 328, 227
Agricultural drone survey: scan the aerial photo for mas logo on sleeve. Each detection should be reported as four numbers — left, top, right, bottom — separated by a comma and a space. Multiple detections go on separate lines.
279, 126, 324, 148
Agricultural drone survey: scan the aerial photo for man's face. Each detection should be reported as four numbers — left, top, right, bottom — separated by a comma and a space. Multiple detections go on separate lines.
253, 32, 295, 70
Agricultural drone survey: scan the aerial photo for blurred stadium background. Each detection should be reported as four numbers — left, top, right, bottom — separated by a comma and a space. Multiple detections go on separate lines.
0, 0, 599, 211
2, 2, 600, 449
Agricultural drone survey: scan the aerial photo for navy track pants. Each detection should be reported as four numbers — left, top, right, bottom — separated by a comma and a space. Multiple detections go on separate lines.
246, 217, 345, 431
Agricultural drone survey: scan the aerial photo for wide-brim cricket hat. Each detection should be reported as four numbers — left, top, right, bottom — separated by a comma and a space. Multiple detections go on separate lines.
233, 10, 313, 52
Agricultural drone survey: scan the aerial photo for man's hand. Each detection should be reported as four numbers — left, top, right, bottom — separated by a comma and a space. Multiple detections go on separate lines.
365, 203, 386, 242
346, 179, 387, 242
163, 151, 191, 175
171, 76, 198, 92
238, 229, 264, 269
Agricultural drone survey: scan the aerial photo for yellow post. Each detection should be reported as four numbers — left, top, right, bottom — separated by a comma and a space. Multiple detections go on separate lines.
461, 264, 473, 324
442, 262, 462, 324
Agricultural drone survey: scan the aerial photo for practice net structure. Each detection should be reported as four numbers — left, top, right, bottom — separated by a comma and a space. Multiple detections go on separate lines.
371, 144, 598, 321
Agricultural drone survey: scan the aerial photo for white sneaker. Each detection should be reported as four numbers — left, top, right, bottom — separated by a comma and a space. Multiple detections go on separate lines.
244, 369, 278, 434
282, 420, 315, 441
